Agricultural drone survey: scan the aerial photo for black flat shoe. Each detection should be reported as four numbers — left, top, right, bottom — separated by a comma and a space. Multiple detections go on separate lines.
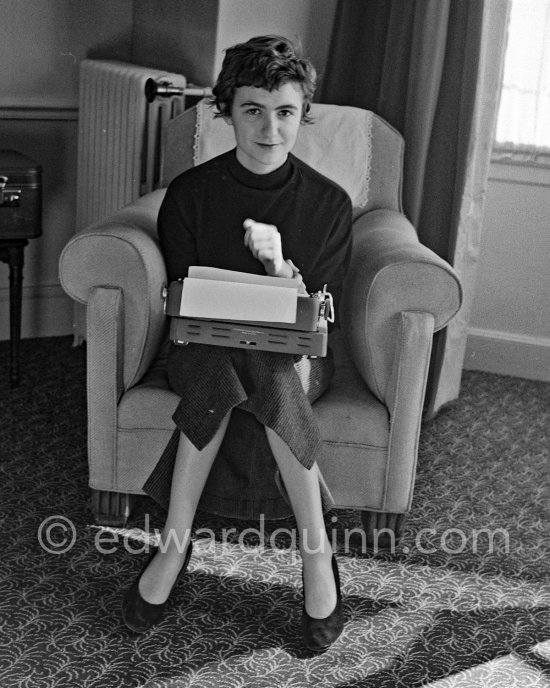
301, 554, 344, 652
122, 541, 193, 633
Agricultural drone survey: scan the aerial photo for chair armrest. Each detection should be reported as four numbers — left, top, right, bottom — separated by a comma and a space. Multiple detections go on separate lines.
86, 286, 124, 490
59, 190, 167, 390
383, 310, 434, 512
342, 209, 462, 404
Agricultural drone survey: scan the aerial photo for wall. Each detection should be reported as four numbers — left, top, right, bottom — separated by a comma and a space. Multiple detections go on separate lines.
131, 0, 220, 85
131, 0, 337, 88
0, 0, 134, 340
464, 161, 550, 381
0, 0, 134, 109
215, 0, 338, 89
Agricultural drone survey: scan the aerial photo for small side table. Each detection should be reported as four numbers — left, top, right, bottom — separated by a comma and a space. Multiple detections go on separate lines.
0, 151, 42, 387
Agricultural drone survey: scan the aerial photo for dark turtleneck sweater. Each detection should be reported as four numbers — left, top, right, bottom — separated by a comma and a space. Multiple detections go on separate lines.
158, 149, 352, 322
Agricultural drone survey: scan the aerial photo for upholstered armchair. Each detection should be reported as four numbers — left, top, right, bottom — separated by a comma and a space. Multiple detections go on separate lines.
59, 101, 461, 545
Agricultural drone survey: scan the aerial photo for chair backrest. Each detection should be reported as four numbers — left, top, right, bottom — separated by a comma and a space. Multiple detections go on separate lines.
162, 99, 404, 215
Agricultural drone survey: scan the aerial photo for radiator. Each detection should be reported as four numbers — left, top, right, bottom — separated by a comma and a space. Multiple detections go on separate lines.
74, 60, 209, 341
76, 60, 189, 232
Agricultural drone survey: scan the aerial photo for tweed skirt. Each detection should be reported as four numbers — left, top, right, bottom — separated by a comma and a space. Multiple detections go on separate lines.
143, 343, 334, 514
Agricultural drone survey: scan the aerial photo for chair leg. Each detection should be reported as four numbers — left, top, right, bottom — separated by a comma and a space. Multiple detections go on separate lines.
90, 489, 136, 527
361, 510, 406, 550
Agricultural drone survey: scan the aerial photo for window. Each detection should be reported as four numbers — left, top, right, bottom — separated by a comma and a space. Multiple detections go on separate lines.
494, 0, 550, 157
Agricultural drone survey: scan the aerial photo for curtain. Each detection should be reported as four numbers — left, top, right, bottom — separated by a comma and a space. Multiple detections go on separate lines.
321, 0, 510, 416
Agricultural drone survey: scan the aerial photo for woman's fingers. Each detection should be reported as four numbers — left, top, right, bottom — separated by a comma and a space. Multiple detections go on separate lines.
243, 219, 284, 271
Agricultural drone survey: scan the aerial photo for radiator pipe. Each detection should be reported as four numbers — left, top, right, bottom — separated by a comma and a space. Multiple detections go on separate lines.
145, 78, 212, 103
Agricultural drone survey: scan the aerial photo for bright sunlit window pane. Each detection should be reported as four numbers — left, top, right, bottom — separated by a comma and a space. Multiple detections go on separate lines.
495, 0, 550, 151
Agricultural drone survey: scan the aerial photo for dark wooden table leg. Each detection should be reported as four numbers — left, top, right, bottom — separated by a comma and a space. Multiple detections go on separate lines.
0, 240, 27, 387
9, 243, 26, 386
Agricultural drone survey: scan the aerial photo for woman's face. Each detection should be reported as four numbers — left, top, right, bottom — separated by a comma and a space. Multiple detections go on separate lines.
225, 82, 304, 175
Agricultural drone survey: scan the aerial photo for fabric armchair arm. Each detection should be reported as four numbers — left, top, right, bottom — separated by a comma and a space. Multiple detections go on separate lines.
342, 209, 462, 405
59, 190, 167, 390
342, 209, 462, 513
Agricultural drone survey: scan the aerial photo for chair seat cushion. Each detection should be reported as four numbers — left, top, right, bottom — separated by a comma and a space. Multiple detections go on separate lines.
118, 339, 388, 442
116, 336, 389, 517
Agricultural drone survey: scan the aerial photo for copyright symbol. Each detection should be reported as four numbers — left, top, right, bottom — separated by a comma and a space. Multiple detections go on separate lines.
37, 515, 77, 554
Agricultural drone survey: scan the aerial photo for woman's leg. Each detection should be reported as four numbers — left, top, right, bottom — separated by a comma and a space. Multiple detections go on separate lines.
265, 428, 337, 619
139, 412, 232, 604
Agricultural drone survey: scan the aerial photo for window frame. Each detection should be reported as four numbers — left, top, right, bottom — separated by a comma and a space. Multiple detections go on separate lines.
492, 0, 550, 165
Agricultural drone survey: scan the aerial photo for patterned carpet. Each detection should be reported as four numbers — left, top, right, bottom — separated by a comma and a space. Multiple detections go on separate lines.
0, 336, 549, 688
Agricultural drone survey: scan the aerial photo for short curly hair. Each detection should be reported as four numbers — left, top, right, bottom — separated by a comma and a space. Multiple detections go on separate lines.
211, 35, 317, 124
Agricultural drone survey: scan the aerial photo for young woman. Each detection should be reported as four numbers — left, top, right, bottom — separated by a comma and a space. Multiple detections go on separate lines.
122, 35, 353, 652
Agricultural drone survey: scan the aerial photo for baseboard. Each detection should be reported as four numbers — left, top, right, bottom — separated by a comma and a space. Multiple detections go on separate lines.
0, 284, 74, 340
464, 327, 550, 382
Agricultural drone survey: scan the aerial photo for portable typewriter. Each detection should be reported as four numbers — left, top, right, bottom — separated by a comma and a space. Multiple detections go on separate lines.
163, 266, 333, 357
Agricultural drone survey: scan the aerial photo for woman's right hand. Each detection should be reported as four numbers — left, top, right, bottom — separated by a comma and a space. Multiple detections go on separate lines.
243, 218, 293, 278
